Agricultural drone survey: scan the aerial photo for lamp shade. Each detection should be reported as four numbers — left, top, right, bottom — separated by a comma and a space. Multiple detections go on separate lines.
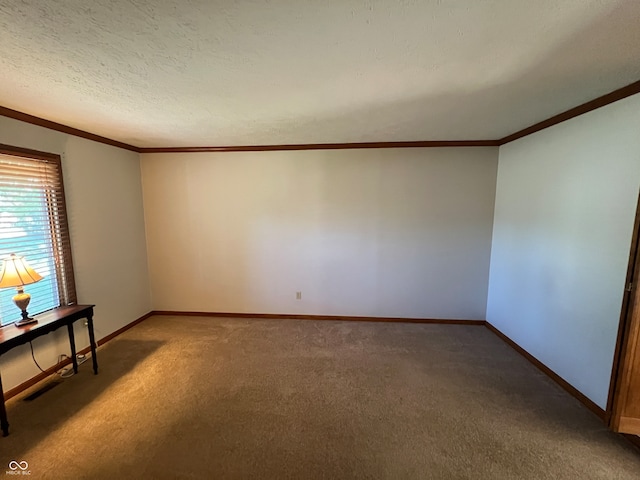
0, 254, 43, 288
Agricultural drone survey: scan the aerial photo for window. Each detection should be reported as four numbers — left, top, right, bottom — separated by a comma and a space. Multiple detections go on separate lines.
0, 145, 76, 326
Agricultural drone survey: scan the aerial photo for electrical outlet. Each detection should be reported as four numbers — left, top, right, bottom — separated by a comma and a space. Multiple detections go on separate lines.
296, 291, 302, 300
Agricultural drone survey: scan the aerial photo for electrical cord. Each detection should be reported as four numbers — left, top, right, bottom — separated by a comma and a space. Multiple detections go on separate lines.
58, 353, 89, 378
29, 342, 90, 378
29, 341, 46, 373
58, 354, 74, 378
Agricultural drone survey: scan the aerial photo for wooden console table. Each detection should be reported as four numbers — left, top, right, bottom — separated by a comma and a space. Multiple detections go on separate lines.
0, 304, 97, 436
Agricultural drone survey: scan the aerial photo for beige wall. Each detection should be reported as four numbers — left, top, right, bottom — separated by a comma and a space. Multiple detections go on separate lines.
141, 147, 498, 319
0, 117, 151, 391
487, 93, 640, 409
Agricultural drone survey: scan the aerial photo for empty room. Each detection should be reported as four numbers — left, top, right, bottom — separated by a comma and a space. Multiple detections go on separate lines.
0, 0, 640, 478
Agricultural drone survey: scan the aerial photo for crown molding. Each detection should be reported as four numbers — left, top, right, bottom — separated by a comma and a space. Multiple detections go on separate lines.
138, 140, 500, 153
499, 79, 640, 145
0, 106, 140, 153
1, 79, 639, 153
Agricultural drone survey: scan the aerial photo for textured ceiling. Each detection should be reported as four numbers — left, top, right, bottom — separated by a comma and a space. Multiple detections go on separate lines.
0, 0, 639, 148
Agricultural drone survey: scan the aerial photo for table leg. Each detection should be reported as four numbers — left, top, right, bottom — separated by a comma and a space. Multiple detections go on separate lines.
87, 312, 98, 374
0, 372, 9, 436
67, 323, 78, 374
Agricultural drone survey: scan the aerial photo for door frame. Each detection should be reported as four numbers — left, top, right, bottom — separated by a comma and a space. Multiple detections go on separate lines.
607, 190, 640, 439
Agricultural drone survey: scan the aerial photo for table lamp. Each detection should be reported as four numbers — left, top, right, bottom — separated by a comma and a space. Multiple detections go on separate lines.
0, 254, 43, 327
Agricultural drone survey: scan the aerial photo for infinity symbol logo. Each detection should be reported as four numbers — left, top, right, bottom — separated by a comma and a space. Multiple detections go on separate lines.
8, 461, 29, 471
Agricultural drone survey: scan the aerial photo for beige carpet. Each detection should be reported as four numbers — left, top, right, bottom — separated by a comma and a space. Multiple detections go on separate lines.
1, 315, 639, 479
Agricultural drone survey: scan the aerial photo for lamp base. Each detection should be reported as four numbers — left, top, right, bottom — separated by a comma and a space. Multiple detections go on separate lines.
15, 316, 37, 327
12, 289, 38, 326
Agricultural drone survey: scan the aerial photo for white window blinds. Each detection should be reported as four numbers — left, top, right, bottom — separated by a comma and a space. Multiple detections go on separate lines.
0, 147, 77, 326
